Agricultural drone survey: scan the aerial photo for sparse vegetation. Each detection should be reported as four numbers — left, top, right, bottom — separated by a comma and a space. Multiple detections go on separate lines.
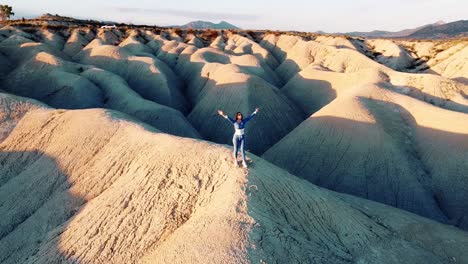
265, 30, 282, 36
201, 29, 219, 41
0, 4, 14, 21
10, 22, 34, 27
227, 29, 238, 36
173, 28, 183, 37
86, 24, 97, 33
22, 27, 38, 34
40, 23, 68, 31
246, 30, 256, 39
372, 51, 383, 57
433, 47, 446, 53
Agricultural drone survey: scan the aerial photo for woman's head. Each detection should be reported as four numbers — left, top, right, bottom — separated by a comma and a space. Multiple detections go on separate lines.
236, 112, 243, 121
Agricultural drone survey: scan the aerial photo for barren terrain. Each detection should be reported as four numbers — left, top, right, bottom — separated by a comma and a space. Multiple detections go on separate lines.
0, 19, 467, 263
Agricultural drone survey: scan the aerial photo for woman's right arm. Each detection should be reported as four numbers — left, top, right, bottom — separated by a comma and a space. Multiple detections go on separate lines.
217, 110, 235, 123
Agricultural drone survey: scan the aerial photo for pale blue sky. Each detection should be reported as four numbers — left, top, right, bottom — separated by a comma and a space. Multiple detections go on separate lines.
3, 0, 467, 32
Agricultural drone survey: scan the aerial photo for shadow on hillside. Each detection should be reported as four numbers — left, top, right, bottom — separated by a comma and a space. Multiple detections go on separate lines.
254, 37, 307, 84
75, 47, 190, 114
348, 38, 437, 74
0, 34, 70, 68
282, 76, 337, 116
275, 58, 303, 83
156, 43, 283, 89
257, 38, 288, 65
252, 38, 342, 115
186, 77, 306, 155
454, 77, 468, 85
406, 57, 436, 74
147, 39, 308, 154
264, 99, 468, 230
0, 150, 83, 263
383, 83, 468, 113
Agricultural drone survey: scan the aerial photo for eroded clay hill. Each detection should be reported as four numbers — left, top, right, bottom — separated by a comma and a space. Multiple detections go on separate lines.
1, 93, 468, 263
0, 23, 468, 263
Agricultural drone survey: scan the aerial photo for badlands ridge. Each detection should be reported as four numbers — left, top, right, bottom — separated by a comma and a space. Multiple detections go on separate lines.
0, 22, 467, 263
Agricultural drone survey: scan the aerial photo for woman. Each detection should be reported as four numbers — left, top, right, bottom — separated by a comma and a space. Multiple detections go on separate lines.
217, 108, 259, 168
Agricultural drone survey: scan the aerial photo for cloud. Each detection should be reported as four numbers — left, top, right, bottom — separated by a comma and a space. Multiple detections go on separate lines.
114, 7, 259, 21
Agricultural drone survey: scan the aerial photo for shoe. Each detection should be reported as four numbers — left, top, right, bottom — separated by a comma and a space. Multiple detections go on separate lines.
234, 159, 238, 167
242, 161, 248, 168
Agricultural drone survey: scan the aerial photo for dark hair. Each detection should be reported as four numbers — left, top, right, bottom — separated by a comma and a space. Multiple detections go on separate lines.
236, 112, 243, 120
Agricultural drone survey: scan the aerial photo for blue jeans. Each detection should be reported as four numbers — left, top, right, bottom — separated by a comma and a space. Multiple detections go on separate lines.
232, 135, 246, 162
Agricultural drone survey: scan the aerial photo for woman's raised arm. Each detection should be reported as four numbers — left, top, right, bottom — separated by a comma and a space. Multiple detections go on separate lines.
243, 108, 259, 123
218, 110, 235, 123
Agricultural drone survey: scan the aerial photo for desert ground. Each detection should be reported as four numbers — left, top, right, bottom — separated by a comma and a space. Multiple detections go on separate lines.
0, 18, 467, 263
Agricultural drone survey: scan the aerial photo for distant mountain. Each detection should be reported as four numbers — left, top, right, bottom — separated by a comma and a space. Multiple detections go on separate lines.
407, 20, 468, 38
174, 20, 240, 30
344, 21, 447, 38
345, 30, 392, 38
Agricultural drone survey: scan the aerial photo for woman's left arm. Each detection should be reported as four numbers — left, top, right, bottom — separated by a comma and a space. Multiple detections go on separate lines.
243, 108, 259, 123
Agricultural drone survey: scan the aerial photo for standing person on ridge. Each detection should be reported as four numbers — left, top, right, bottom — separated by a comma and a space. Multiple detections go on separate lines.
217, 108, 259, 168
